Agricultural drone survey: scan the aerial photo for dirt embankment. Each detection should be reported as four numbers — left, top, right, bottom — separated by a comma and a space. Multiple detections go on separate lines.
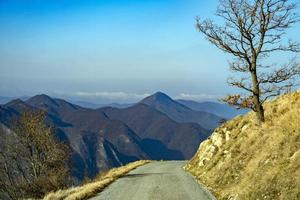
185, 91, 300, 200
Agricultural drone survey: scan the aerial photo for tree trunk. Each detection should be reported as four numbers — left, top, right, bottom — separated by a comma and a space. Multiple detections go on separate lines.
250, 69, 265, 123
253, 94, 265, 123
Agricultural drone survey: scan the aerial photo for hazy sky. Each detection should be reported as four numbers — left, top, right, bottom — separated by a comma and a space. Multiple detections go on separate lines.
1, 0, 299, 103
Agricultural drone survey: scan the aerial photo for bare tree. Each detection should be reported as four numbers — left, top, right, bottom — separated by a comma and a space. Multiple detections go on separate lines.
196, 0, 300, 123
0, 111, 71, 199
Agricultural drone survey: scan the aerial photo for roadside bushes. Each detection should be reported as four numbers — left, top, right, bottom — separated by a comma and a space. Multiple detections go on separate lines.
0, 111, 71, 199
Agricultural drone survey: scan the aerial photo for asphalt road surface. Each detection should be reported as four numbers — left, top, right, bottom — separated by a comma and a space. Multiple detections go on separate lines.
90, 161, 216, 200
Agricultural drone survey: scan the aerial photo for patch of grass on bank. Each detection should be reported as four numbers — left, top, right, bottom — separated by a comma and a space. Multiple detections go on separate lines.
185, 91, 300, 200
43, 160, 151, 200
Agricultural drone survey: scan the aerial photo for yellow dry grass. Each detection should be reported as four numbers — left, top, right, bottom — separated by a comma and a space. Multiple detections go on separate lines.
185, 91, 300, 200
43, 160, 151, 200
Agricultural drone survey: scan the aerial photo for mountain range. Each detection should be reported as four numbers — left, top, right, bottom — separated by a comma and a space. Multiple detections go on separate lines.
0, 92, 223, 182
141, 92, 223, 130
0, 94, 244, 120
177, 99, 247, 119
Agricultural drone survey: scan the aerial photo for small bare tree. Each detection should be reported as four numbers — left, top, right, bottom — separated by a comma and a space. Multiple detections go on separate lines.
0, 111, 70, 199
196, 0, 300, 123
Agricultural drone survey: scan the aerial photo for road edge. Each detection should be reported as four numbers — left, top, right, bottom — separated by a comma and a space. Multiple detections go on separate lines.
183, 166, 218, 200
43, 160, 152, 200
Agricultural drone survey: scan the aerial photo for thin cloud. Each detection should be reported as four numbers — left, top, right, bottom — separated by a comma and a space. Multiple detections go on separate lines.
75, 92, 150, 100
175, 93, 221, 101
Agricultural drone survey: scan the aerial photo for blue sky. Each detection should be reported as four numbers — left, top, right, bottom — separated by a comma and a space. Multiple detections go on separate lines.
0, 0, 299, 103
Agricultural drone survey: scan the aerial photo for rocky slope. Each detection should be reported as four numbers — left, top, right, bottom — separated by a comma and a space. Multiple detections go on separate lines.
185, 91, 300, 200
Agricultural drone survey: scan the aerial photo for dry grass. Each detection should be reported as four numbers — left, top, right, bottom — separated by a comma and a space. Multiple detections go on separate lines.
43, 160, 151, 200
185, 91, 300, 200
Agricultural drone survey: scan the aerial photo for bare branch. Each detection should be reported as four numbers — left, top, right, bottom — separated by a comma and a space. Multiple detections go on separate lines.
228, 77, 254, 92
196, 0, 300, 123
259, 60, 300, 84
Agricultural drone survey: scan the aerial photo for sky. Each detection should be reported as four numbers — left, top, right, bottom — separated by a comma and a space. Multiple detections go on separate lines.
0, 0, 300, 103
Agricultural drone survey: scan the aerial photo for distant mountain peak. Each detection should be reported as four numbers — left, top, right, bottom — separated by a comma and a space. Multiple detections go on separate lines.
139, 92, 222, 130
5, 99, 26, 107
26, 94, 58, 107
153, 91, 171, 99
153, 91, 166, 95
3, 99, 32, 114
140, 92, 173, 105
28, 94, 52, 101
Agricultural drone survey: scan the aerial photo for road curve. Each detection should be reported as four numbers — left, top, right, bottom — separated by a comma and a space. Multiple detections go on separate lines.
90, 161, 216, 200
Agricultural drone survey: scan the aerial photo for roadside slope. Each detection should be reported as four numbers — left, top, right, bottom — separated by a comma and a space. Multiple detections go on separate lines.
185, 91, 300, 200
91, 161, 216, 200
43, 160, 151, 200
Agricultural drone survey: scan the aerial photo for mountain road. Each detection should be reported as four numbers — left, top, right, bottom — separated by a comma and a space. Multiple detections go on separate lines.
90, 161, 216, 200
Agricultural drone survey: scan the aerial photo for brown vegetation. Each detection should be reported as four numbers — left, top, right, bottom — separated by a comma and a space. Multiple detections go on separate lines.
43, 160, 151, 200
185, 91, 300, 199
0, 111, 70, 199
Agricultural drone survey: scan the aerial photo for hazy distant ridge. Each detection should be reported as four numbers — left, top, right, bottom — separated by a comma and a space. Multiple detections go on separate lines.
0, 92, 211, 182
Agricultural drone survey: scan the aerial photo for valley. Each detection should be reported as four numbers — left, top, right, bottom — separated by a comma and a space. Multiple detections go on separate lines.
1, 0, 299, 199
0, 92, 236, 183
